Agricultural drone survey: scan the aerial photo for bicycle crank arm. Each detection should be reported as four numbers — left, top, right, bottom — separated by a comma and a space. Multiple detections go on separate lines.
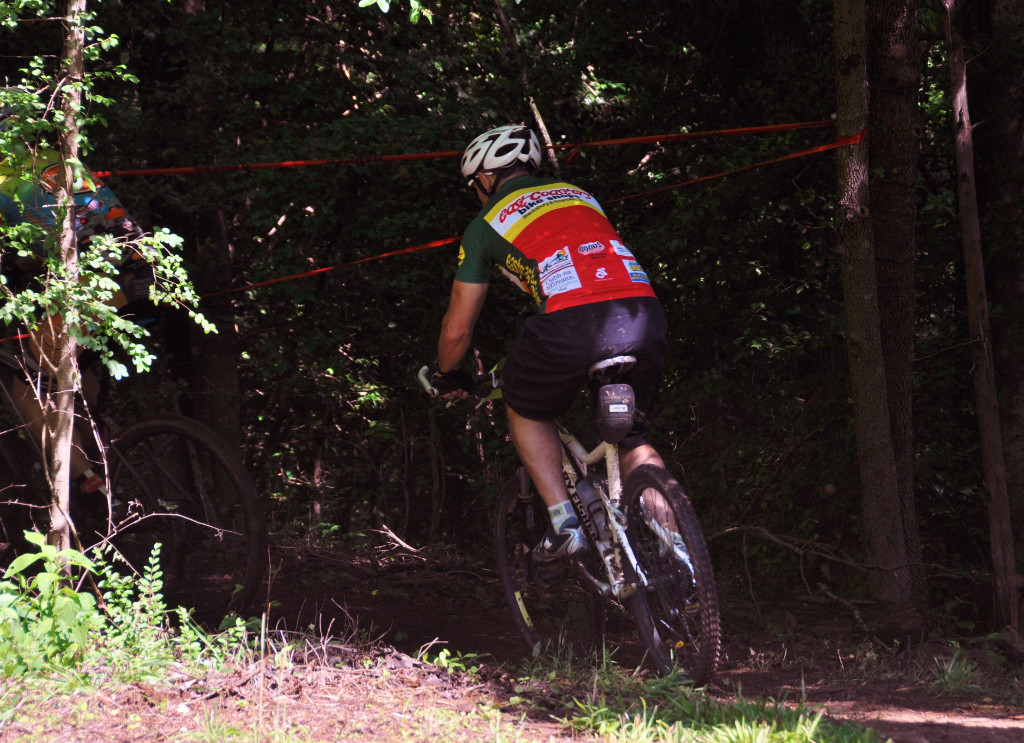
569, 560, 614, 598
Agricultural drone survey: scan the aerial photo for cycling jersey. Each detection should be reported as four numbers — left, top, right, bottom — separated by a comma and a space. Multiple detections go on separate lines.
0, 150, 152, 306
0, 149, 141, 254
456, 176, 656, 314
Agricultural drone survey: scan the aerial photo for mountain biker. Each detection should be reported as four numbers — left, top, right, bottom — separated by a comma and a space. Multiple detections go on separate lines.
1, 122, 152, 497
428, 124, 669, 565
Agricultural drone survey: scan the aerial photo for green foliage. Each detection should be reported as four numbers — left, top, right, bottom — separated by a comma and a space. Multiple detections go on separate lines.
0, 533, 253, 681
421, 647, 484, 677
0, 531, 100, 676
0, 0, 1002, 623
505, 650, 881, 742
0, 5, 212, 381
927, 648, 980, 697
91, 543, 252, 679
359, 0, 433, 24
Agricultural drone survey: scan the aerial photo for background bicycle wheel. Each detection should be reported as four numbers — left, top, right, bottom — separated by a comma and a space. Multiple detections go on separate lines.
79, 415, 267, 625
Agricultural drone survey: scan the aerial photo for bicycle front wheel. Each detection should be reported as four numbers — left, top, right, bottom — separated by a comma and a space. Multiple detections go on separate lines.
623, 464, 720, 685
103, 415, 266, 624
495, 470, 605, 663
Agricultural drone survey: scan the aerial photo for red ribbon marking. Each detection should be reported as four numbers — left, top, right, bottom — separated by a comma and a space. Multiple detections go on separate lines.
0, 123, 861, 325
92, 120, 835, 179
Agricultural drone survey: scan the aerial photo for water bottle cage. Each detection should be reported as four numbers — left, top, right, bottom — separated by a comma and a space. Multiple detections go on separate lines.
596, 383, 635, 445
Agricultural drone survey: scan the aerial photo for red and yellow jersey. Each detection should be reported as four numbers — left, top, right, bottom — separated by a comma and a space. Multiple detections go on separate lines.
455, 176, 655, 314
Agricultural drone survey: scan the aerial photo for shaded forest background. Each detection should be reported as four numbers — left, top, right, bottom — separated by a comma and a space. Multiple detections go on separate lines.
3, 0, 1023, 637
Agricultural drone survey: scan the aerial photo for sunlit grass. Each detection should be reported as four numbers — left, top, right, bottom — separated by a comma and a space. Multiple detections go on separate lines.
566, 690, 881, 743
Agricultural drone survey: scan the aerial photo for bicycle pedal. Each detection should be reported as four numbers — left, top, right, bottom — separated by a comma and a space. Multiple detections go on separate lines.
530, 553, 568, 585
534, 565, 568, 586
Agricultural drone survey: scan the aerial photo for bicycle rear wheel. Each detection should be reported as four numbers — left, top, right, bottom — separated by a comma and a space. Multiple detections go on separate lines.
495, 469, 605, 663
97, 414, 266, 624
623, 464, 720, 685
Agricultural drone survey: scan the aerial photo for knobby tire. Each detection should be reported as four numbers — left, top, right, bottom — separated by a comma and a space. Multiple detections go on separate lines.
623, 464, 720, 685
96, 414, 266, 624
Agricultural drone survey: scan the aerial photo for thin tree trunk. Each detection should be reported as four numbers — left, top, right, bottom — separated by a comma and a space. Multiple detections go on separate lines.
192, 210, 244, 461
944, 0, 1019, 630
835, 0, 912, 603
491, 0, 560, 175
46, 0, 87, 555
866, 0, 926, 615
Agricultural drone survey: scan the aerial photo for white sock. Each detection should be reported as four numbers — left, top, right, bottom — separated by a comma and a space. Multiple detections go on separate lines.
547, 500, 579, 533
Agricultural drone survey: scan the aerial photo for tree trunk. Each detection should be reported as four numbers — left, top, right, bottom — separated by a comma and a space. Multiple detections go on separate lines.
46, 0, 87, 556
944, 0, 1019, 630
866, 0, 926, 613
191, 209, 244, 463
835, 0, 912, 603
177, 1, 245, 465
976, 0, 1024, 568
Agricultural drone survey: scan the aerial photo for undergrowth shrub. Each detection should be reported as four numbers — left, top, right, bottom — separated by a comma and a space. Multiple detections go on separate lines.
0, 531, 252, 680
0, 531, 101, 676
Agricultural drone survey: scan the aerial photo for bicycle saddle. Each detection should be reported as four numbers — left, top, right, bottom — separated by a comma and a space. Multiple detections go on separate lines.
588, 355, 636, 384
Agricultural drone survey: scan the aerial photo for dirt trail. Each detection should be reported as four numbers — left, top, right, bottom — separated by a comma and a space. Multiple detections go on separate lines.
258, 542, 1024, 743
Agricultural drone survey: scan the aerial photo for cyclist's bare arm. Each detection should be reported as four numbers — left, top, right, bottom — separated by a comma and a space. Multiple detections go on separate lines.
437, 280, 488, 372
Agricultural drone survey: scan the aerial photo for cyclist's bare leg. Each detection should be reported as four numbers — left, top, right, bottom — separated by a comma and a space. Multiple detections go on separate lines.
506, 406, 569, 509
619, 443, 664, 481
9, 375, 93, 479
619, 444, 677, 531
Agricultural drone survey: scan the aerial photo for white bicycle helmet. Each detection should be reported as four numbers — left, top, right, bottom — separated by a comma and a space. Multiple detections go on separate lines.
460, 125, 542, 181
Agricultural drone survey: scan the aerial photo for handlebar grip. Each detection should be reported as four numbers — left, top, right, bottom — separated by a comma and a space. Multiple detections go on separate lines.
417, 365, 439, 397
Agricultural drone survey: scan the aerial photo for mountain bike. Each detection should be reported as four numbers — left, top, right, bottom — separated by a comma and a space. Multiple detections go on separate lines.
418, 356, 721, 685
0, 345, 267, 624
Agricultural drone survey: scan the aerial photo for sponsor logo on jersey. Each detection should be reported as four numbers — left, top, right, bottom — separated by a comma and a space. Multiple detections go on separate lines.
504, 254, 540, 299
457, 245, 466, 266
498, 187, 593, 224
611, 239, 634, 257
505, 253, 529, 276
539, 247, 572, 274
623, 258, 650, 284
595, 267, 610, 280
498, 265, 530, 294
577, 240, 605, 255
539, 247, 582, 297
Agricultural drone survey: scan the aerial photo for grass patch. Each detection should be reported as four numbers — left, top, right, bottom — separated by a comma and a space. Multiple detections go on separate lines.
495, 645, 882, 742
7, 534, 1015, 742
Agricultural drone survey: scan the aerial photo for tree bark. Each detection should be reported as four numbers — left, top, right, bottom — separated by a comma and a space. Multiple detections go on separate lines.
976, 0, 1024, 563
944, 0, 1019, 630
192, 209, 244, 462
866, 0, 926, 613
177, 1, 245, 466
835, 0, 912, 603
46, 0, 88, 555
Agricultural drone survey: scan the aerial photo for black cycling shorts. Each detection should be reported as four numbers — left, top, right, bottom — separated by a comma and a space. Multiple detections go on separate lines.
502, 296, 667, 448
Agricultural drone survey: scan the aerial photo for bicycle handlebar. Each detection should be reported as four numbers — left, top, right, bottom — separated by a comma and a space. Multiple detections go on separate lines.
416, 364, 503, 400
416, 365, 439, 397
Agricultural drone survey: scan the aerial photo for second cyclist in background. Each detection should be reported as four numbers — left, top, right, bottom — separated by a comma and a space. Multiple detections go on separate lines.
1, 101, 154, 497
427, 123, 668, 566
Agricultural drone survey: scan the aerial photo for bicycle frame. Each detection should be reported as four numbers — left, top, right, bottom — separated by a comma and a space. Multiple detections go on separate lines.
557, 423, 649, 600
417, 361, 649, 598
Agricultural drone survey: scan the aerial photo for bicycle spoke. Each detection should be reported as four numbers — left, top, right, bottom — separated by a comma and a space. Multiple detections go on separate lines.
101, 415, 265, 624
495, 473, 605, 663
